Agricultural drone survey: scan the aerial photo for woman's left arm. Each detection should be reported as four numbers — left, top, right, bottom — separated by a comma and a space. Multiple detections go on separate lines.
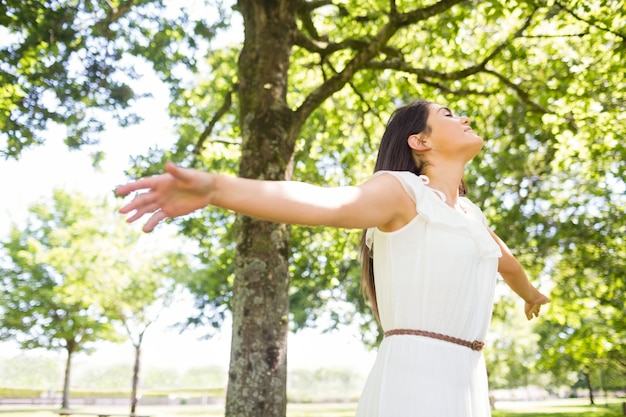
488, 228, 551, 320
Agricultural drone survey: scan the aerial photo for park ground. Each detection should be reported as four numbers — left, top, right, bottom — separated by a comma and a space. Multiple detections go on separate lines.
0, 398, 624, 417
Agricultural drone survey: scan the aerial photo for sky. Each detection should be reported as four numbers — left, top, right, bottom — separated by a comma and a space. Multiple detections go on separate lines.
0, 66, 376, 378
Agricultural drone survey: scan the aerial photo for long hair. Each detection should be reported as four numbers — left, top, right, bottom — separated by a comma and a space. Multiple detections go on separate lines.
358, 100, 466, 323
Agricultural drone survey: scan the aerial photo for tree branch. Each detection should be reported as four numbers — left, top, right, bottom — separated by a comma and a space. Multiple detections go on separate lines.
521, 32, 589, 39
295, 1, 330, 42
416, 76, 495, 96
394, 0, 468, 27
192, 89, 234, 162
292, 0, 466, 132
94, 0, 136, 38
554, 1, 625, 41
295, 0, 334, 11
482, 68, 549, 115
104, 0, 135, 23
293, 30, 369, 55
363, 7, 536, 84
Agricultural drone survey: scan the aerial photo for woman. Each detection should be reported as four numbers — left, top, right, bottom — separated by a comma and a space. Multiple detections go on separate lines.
116, 100, 550, 416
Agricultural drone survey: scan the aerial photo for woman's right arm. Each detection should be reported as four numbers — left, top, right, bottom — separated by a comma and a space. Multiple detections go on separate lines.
116, 162, 414, 233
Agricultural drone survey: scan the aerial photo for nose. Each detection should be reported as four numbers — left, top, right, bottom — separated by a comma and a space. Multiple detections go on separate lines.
460, 115, 471, 125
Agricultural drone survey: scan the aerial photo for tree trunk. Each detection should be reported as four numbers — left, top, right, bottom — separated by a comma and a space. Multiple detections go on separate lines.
130, 342, 141, 415
61, 344, 74, 409
225, 1, 297, 416
584, 371, 595, 405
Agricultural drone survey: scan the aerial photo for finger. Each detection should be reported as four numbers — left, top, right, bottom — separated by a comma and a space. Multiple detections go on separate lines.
118, 193, 160, 221
527, 305, 539, 320
125, 209, 148, 224
143, 210, 168, 233
115, 177, 158, 197
166, 162, 198, 185
532, 305, 540, 318
124, 201, 162, 223
119, 192, 157, 214
116, 183, 142, 197
165, 162, 187, 180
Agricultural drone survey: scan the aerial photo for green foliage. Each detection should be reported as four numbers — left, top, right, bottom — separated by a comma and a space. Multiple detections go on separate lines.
0, 190, 123, 353
2, 0, 625, 399
0, 190, 197, 407
0, 0, 226, 158
486, 292, 549, 390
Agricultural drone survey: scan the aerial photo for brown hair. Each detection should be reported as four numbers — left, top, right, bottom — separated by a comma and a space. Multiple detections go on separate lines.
358, 100, 466, 322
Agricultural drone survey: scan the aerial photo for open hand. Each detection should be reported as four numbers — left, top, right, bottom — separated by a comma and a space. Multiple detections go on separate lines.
525, 293, 551, 320
115, 162, 213, 232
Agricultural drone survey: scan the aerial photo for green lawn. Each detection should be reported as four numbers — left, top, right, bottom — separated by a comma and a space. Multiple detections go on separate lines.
0, 399, 623, 416
492, 399, 623, 417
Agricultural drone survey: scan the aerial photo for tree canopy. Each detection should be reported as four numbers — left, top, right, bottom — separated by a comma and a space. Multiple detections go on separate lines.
0, 190, 125, 406
1, 1, 624, 415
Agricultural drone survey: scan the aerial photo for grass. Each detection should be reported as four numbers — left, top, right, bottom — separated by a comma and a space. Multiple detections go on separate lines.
0, 399, 623, 416
492, 398, 623, 417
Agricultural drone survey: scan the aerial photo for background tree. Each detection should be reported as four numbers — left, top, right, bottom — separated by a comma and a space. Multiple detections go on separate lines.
0, 190, 124, 408
2, 1, 625, 416
485, 297, 547, 391
0, 189, 195, 410
534, 226, 626, 403
101, 248, 192, 416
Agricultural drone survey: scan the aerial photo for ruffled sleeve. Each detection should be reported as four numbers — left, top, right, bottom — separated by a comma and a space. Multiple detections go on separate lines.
365, 170, 501, 260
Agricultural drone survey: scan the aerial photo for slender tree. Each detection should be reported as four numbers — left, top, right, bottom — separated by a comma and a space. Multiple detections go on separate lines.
102, 251, 190, 415
0, 190, 122, 408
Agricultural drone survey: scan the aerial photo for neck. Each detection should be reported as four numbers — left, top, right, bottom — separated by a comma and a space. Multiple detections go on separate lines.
422, 161, 465, 206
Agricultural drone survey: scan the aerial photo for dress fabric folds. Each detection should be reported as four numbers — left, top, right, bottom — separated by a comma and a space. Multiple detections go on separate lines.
356, 171, 502, 417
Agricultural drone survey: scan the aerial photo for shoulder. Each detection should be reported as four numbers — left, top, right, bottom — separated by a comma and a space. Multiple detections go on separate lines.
360, 171, 419, 232
368, 170, 425, 202
362, 171, 414, 198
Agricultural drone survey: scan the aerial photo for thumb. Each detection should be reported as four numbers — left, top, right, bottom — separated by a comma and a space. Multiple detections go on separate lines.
165, 161, 193, 182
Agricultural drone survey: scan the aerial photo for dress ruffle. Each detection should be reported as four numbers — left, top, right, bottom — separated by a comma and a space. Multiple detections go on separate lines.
365, 170, 502, 260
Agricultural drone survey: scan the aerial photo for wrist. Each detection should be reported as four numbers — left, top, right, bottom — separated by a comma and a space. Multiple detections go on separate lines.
524, 288, 544, 304
203, 172, 219, 205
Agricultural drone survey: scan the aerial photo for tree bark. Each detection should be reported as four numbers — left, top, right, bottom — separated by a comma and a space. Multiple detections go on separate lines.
225, 1, 297, 416
61, 343, 75, 409
584, 371, 595, 405
131, 342, 141, 415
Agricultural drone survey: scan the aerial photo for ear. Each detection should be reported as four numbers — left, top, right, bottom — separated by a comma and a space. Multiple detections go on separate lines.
408, 134, 431, 152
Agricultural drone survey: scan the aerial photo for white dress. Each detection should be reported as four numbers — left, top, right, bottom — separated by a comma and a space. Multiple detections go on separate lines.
355, 171, 502, 417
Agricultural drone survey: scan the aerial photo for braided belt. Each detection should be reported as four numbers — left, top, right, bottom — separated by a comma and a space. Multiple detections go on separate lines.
384, 329, 485, 351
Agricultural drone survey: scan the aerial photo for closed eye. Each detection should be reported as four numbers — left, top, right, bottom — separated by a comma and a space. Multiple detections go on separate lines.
439, 106, 455, 117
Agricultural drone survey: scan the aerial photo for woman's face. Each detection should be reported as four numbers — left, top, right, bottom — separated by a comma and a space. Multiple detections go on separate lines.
424, 104, 484, 160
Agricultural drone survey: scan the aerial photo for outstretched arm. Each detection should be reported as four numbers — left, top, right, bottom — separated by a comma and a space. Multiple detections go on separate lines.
488, 228, 551, 320
116, 162, 413, 233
